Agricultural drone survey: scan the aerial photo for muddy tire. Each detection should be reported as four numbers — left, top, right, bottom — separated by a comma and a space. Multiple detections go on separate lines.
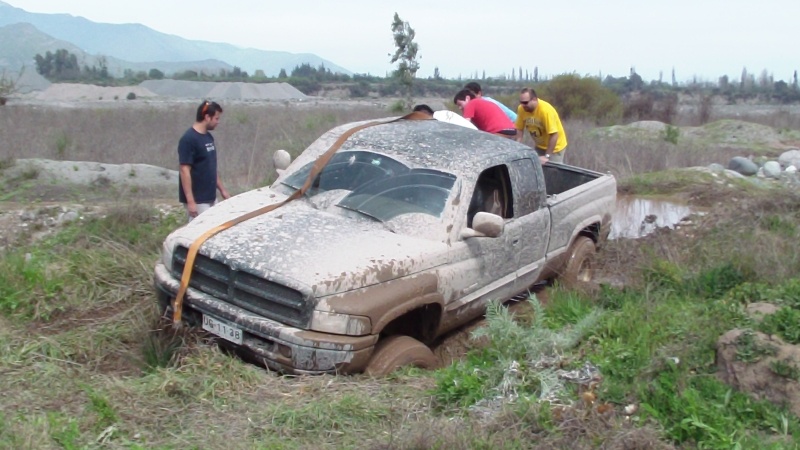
563, 236, 596, 287
365, 335, 439, 377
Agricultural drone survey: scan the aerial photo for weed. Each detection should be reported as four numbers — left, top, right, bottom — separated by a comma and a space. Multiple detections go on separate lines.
232, 110, 250, 124
48, 413, 83, 450
18, 166, 40, 181
770, 359, 800, 381
128, 168, 137, 177
639, 372, 800, 448
268, 394, 389, 438
661, 124, 681, 145
389, 99, 406, 113
433, 297, 600, 409
140, 319, 188, 372
735, 329, 777, 363
53, 130, 71, 158
433, 350, 493, 408
0, 250, 64, 319
84, 386, 118, 428
758, 307, 800, 344
540, 288, 596, 330
761, 214, 797, 237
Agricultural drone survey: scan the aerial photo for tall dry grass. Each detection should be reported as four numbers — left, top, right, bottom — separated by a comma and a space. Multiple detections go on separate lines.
2, 100, 795, 190
0, 102, 389, 192
561, 120, 741, 179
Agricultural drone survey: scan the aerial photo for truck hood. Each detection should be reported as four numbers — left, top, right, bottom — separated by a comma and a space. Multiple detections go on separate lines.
166, 189, 449, 297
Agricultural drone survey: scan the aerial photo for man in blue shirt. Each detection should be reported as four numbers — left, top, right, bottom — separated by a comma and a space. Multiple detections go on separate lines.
465, 82, 517, 122
178, 100, 230, 221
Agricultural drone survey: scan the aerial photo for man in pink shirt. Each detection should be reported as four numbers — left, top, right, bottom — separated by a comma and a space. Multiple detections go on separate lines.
453, 89, 516, 138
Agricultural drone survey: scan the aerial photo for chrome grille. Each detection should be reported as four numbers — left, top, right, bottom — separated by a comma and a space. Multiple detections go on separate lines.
173, 246, 309, 328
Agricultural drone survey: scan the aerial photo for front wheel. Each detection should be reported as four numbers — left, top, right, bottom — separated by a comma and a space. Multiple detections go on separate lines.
562, 236, 596, 287
365, 335, 439, 377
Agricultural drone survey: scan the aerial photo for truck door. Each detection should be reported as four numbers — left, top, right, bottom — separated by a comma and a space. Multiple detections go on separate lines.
507, 157, 550, 292
444, 165, 519, 316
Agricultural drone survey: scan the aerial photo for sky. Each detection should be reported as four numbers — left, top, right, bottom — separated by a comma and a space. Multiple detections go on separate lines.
7, 0, 799, 83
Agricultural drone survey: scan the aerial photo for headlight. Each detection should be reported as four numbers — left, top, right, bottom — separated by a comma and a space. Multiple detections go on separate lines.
161, 241, 175, 270
311, 311, 371, 336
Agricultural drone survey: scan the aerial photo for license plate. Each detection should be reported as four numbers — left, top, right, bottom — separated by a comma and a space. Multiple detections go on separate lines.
202, 314, 243, 345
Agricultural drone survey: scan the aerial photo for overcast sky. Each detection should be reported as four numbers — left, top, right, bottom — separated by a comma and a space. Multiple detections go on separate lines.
8, 0, 799, 83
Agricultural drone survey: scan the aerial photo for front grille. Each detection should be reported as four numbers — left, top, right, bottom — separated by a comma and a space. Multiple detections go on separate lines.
173, 246, 309, 328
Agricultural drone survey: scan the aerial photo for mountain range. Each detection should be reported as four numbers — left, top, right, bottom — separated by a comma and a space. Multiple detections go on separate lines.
0, 1, 350, 82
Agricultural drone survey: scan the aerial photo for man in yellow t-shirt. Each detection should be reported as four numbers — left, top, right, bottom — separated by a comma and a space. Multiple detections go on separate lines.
515, 87, 567, 165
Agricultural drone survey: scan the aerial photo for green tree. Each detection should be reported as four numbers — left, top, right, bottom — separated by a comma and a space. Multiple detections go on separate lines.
278, 68, 288, 78
389, 12, 420, 110
148, 68, 164, 79
34, 49, 81, 81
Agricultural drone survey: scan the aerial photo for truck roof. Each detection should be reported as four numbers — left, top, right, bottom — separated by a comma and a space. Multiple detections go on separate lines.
337, 118, 531, 176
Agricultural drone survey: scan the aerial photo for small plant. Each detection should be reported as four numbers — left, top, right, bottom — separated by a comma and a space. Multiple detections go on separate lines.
0, 68, 23, 105
735, 329, 777, 363
141, 324, 187, 372
232, 111, 250, 124
433, 297, 600, 409
19, 166, 39, 181
661, 124, 680, 144
758, 307, 800, 344
53, 130, 71, 159
126, 92, 136, 100
48, 413, 82, 449
0, 158, 13, 171
389, 99, 406, 113
770, 359, 800, 381
85, 387, 118, 429
128, 168, 137, 178
761, 214, 797, 237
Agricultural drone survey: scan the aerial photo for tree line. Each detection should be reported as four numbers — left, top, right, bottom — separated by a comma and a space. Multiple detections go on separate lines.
26, 47, 800, 108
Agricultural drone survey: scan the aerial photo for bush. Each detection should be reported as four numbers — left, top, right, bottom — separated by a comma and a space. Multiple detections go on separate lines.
126, 92, 136, 100
538, 74, 622, 125
661, 124, 680, 144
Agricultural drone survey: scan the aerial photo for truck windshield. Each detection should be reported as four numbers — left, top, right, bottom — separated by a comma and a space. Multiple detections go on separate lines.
281, 151, 456, 220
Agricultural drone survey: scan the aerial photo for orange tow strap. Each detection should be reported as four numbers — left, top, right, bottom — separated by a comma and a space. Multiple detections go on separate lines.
172, 111, 431, 324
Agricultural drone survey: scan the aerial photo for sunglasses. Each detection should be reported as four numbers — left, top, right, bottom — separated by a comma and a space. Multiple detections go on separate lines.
519, 100, 532, 105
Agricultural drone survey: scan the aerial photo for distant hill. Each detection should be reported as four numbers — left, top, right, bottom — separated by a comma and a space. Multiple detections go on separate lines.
0, 1, 350, 77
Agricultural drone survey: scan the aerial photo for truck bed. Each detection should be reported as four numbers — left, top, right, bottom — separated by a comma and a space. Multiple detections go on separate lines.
540, 163, 617, 273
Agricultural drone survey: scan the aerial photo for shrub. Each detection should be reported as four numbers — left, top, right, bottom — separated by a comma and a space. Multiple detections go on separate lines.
126, 92, 136, 100
661, 124, 680, 144
538, 74, 622, 125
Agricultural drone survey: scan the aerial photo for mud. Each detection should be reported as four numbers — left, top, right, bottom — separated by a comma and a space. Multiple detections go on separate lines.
611, 195, 697, 239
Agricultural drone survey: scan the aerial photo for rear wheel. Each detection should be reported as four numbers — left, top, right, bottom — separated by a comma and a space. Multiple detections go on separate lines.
563, 236, 596, 287
365, 335, 439, 377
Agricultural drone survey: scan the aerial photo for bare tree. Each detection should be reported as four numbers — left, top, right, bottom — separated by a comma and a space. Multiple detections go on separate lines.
0, 67, 24, 105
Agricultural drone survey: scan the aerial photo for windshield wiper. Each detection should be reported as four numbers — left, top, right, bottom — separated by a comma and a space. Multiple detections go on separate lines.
336, 204, 395, 233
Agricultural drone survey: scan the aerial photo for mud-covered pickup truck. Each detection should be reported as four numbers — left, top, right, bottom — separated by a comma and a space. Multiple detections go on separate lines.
154, 116, 616, 375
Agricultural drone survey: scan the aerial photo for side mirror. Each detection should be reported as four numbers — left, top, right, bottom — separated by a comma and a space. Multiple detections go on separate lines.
273, 149, 292, 175
460, 212, 504, 239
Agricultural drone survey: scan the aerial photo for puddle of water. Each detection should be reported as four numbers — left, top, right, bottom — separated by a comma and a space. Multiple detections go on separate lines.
611, 196, 696, 239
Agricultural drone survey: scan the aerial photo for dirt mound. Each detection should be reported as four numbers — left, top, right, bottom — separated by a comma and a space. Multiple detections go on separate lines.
22, 83, 158, 102
17, 80, 308, 103
5, 158, 177, 189
139, 80, 308, 100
